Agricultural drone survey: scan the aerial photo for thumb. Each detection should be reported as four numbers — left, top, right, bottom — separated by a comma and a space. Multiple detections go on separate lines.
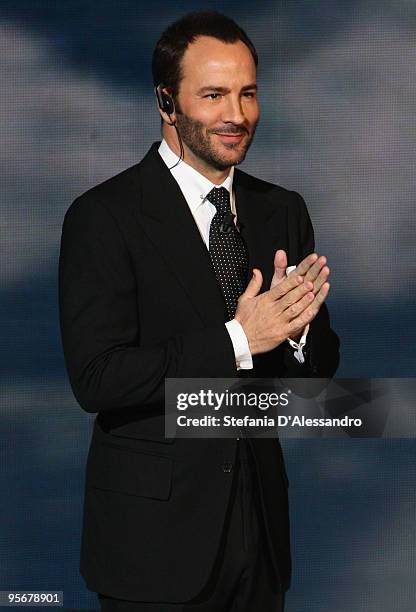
243, 268, 263, 299
270, 249, 287, 288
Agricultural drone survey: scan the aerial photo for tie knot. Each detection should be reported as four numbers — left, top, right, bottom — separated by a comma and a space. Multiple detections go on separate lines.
206, 187, 231, 215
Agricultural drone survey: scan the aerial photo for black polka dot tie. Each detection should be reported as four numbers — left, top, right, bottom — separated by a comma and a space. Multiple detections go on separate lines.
207, 187, 249, 321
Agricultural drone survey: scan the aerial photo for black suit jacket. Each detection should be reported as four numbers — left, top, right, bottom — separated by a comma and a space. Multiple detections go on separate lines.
58, 141, 339, 602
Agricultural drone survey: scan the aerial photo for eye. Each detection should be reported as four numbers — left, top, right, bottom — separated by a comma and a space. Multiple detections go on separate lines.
242, 91, 256, 99
204, 93, 222, 100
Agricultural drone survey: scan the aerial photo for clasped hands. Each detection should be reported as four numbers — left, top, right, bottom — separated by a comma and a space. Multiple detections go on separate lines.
235, 250, 330, 356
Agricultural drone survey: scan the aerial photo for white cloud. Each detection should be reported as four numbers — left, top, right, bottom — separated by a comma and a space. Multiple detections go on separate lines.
0, 15, 414, 299
0, 23, 159, 284
259, 17, 416, 298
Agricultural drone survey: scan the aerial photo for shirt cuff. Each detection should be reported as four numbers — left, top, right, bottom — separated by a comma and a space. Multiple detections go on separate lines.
225, 319, 253, 370
286, 265, 309, 364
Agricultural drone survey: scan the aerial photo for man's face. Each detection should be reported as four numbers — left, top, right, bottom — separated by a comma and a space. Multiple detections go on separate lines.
173, 36, 259, 171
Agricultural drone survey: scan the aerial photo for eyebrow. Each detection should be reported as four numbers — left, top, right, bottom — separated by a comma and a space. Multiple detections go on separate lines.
197, 84, 258, 94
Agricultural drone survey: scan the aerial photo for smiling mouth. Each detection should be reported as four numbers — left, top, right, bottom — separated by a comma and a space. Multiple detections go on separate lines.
214, 132, 246, 140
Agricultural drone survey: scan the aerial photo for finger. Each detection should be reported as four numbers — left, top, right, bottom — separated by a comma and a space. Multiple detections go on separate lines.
312, 266, 330, 295
287, 253, 318, 277
286, 283, 330, 334
287, 309, 314, 337
282, 289, 315, 321
270, 250, 287, 288
268, 273, 304, 301
304, 282, 331, 318
242, 268, 263, 299
313, 281, 330, 307
276, 280, 314, 313
304, 256, 328, 283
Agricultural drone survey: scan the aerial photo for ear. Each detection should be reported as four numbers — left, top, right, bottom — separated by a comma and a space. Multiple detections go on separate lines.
155, 86, 177, 126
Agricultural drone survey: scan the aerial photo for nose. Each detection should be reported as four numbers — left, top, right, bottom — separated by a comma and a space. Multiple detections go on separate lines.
221, 94, 245, 126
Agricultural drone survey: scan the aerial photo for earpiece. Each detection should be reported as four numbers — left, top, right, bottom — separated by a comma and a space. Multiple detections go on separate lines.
155, 85, 175, 116
155, 83, 184, 169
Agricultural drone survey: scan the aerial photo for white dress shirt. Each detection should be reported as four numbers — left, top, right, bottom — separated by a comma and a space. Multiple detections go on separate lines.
158, 139, 308, 369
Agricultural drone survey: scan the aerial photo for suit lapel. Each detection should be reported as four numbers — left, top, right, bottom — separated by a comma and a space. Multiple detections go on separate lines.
234, 168, 288, 292
134, 143, 289, 326
135, 143, 227, 326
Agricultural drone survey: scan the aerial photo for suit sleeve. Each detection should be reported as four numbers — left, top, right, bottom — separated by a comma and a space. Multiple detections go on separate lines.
58, 196, 237, 414
282, 191, 340, 378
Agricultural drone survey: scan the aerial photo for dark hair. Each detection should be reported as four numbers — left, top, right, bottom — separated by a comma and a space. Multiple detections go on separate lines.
152, 11, 258, 99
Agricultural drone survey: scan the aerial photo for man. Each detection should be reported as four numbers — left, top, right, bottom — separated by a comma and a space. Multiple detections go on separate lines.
59, 11, 339, 612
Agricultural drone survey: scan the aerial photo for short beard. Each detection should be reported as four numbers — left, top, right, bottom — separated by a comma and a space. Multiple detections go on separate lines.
174, 105, 256, 171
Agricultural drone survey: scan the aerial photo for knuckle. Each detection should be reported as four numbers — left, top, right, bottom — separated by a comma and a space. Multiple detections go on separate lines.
300, 312, 309, 325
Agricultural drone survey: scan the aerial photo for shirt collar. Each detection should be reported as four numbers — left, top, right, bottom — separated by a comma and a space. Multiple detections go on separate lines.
158, 139, 234, 213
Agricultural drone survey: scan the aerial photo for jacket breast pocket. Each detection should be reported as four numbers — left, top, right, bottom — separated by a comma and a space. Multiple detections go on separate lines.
85, 442, 173, 500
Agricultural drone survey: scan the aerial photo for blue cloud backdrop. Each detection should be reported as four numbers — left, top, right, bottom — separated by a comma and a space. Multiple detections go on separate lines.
0, 1, 415, 610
